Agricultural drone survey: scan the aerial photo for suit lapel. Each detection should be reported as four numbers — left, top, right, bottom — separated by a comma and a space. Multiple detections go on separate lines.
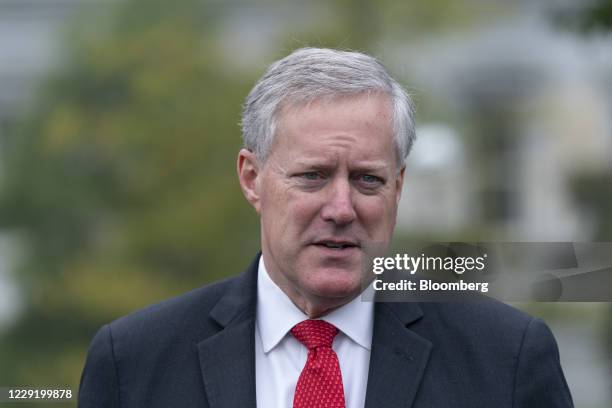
197, 255, 260, 408
196, 255, 432, 408
364, 302, 432, 408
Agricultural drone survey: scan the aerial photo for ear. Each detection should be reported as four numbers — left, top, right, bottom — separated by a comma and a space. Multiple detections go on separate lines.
395, 165, 406, 204
237, 148, 262, 214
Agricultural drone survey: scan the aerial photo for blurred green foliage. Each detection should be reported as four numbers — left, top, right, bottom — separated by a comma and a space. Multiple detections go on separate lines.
0, 0, 264, 394
553, 0, 612, 32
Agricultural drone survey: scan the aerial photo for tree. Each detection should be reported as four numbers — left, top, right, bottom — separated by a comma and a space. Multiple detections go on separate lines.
0, 0, 259, 393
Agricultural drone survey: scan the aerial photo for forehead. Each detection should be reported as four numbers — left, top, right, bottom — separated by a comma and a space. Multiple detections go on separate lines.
271, 93, 396, 164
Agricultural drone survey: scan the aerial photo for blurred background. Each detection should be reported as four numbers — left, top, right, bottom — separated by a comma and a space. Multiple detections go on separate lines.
0, 0, 610, 406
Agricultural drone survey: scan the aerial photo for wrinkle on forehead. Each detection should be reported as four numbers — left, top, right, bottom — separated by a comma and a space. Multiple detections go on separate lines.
321, 134, 357, 150
265, 92, 397, 174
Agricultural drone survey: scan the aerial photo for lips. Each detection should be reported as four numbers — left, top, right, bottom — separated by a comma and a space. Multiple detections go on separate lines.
313, 239, 360, 250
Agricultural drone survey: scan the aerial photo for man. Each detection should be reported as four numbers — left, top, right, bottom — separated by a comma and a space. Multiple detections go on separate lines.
79, 48, 573, 407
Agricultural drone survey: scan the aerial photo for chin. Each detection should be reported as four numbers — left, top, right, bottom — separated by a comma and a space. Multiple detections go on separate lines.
305, 273, 363, 301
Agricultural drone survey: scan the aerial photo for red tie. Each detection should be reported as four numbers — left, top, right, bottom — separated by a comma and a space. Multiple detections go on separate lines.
291, 320, 346, 408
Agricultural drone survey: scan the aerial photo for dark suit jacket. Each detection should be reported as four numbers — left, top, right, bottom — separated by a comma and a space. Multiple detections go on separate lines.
79, 254, 573, 407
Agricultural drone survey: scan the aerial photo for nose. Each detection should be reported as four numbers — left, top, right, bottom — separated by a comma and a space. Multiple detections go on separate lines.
320, 178, 357, 226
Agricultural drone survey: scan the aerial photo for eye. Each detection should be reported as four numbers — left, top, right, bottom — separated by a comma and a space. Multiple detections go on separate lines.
360, 174, 382, 184
354, 174, 385, 191
357, 174, 385, 187
295, 171, 327, 187
301, 172, 322, 180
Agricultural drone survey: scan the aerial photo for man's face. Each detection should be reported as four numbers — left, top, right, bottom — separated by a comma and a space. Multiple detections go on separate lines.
240, 93, 404, 315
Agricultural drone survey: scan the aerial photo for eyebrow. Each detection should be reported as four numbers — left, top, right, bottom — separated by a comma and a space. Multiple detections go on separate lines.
292, 159, 391, 172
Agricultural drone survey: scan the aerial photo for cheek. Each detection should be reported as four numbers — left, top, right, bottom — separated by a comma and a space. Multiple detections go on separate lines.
261, 188, 321, 234
284, 195, 324, 236
355, 195, 398, 233
259, 178, 291, 218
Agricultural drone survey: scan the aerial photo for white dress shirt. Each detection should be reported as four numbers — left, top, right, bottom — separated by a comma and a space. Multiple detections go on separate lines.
255, 256, 374, 408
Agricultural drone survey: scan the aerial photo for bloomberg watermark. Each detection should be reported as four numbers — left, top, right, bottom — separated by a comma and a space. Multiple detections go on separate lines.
361, 242, 612, 302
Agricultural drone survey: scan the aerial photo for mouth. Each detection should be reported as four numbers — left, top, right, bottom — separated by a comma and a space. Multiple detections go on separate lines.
313, 240, 360, 251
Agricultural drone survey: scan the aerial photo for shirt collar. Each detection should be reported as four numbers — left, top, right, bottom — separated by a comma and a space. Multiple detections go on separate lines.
256, 255, 374, 353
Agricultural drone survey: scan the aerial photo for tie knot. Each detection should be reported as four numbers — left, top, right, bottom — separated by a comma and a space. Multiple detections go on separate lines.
291, 320, 338, 350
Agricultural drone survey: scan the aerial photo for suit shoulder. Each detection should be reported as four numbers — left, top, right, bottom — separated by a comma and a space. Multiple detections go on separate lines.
418, 299, 537, 344
424, 298, 531, 325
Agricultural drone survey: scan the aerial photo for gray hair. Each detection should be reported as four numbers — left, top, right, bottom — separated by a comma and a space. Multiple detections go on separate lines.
241, 47, 416, 166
